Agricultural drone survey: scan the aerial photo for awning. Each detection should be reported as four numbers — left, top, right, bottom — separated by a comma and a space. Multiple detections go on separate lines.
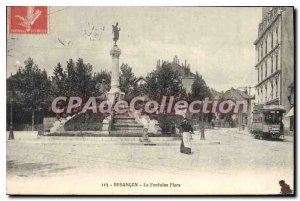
285, 107, 294, 117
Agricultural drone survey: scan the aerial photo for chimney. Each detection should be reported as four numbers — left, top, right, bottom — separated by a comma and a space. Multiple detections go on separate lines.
173, 56, 177, 64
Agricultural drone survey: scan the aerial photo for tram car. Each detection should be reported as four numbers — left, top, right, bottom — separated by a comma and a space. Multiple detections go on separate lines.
251, 105, 286, 140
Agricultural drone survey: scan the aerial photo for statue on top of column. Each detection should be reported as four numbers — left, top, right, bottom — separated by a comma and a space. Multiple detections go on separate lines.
112, 22, 120, 45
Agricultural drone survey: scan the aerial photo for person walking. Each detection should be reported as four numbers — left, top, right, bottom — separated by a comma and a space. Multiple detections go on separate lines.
134, 111, 150, 142
140, 115, 150, 142
179, 118, 194, 154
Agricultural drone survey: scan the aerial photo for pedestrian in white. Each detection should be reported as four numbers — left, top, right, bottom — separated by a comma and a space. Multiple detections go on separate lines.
134, 111, 150, 142
180, 118, 193, 154
139, 115, 150, 142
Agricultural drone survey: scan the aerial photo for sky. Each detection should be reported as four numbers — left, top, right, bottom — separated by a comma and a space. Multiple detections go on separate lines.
7, 7, 262, 92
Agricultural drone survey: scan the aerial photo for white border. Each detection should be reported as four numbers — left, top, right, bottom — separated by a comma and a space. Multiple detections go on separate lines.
1, 1, 298, 200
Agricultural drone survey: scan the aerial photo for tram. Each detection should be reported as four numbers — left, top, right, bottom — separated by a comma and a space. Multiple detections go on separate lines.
251, 105, 286, 140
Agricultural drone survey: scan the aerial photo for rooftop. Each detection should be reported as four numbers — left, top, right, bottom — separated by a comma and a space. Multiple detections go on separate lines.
156, 56, 196, 78
223, 87, 255, 101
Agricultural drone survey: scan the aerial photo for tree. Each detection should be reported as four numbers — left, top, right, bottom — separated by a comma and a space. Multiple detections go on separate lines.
143, 72, 159, 98
144, 63, 186, 99
191, 72, 212, 126
52, 58, 96, 97
119, 64, 136, 95
65, 59, 76, 94
94, 70, 111, 95
191, 72, 212, 99
52, 62, 67, 95
71, 58, 94, 96
7, 58, 51, 130
142, 63, 186, 134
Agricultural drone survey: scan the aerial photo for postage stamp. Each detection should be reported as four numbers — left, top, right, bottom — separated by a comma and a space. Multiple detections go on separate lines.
9, 6, 48, 34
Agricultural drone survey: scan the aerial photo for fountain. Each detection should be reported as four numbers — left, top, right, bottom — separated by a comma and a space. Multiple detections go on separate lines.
43, 22, 161, 137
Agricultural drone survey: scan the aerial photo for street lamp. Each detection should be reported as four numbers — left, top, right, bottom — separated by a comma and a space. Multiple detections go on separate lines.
200, 115, 205, 140
9, 102, 14, 140
8, 90, 14, 140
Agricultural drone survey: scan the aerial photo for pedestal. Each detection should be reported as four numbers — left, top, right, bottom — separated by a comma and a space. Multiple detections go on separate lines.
101, 116, 111, 135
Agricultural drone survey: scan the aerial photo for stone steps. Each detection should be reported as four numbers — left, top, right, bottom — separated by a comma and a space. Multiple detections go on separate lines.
112, 124, 144, 128
110, 114, 144, 136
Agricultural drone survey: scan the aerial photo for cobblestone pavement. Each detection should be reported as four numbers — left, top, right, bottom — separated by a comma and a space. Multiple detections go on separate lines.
6, 128, 294, 195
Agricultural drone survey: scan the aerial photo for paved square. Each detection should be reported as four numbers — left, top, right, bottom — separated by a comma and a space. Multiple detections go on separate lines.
7, 128, 294, 195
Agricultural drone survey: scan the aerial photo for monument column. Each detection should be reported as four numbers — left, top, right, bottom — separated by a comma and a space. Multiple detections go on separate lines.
109, 45, 122, 94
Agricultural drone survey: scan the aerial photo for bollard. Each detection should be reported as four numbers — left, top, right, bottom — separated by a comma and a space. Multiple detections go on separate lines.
200, 127, 205, 140
8, 124, 14, 140
38, 129, 44, 136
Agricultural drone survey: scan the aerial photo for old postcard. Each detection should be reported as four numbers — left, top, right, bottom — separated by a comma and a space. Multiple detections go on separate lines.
6, 6, 294, 195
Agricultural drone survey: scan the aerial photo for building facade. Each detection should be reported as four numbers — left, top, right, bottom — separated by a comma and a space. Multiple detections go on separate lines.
286, 82, 294, 132
254, 7, 294, 132
156, 56, 196, 93
223, 88, 255, 130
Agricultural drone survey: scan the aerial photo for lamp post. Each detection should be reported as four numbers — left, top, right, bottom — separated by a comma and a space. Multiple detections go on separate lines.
8, 91, 14, 140
200, 115, 205, 140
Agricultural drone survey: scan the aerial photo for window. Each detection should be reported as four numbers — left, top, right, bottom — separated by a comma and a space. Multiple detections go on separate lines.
261, 44, 263, 58
257, 90, 260, 103
265, 85, 267, 102
275, 54, 278, 70
265, 62, 268, 77
258, 68, 260, 82
261, 65, 263, 81
261, 88, 263, 103
271, 56, 273, 73
265, 38, 268, 54
271, 81, 274, 99
258, 47, 260, 61
271, 32, 274, 48
275, 79, 278, 97
276, 27, 278, 44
